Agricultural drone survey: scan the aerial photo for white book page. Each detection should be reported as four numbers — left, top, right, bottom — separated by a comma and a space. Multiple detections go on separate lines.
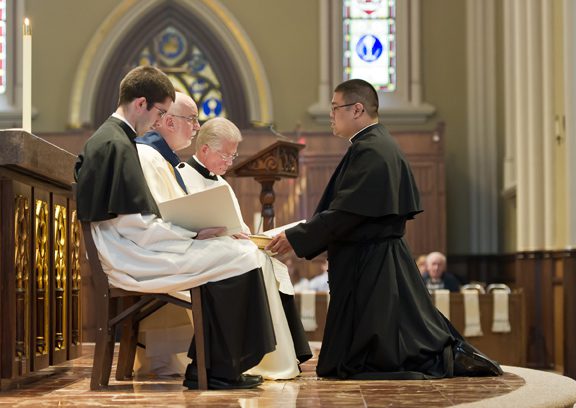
260, 219, 306, 238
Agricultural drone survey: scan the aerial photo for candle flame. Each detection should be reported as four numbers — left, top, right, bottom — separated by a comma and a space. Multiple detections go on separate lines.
23, 18, 31, 35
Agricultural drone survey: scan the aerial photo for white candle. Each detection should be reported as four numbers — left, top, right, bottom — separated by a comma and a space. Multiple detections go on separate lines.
22, 18, 31, 133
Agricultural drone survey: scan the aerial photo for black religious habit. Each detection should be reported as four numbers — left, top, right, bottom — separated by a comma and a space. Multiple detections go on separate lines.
286, 123, 502, 380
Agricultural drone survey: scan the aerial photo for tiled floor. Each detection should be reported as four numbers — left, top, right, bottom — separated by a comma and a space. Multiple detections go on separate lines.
0, 344, 571, 407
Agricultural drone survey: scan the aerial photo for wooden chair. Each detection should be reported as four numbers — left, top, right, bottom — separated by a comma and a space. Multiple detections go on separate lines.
80, 221, 208, 390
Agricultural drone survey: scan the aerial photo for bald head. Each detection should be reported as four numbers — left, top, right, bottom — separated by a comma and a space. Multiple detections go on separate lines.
155, 91, 200, 151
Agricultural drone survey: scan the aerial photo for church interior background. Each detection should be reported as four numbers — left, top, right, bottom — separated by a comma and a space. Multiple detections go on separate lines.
1, 0, 576, 405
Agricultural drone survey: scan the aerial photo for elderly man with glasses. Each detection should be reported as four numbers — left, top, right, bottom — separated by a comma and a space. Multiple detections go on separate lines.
134, 97, 311, 384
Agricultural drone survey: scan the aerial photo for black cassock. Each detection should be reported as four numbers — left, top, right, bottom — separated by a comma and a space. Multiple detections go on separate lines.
287, 123, 501, 379
75, 117, 275, 380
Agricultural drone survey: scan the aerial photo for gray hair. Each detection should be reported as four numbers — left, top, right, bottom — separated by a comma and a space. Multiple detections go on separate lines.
196, 117, 242, 150
426, 251, 447, 265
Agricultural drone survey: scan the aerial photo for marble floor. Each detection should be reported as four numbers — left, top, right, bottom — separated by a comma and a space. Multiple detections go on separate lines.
0, 344, 575, 407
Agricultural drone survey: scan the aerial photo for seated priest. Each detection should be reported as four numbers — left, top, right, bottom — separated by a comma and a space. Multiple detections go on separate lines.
75, 66, 275, 390
134, 91, 312, 380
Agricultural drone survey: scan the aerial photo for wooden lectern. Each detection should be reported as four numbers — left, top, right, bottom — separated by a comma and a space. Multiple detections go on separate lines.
228, 139, 305, 231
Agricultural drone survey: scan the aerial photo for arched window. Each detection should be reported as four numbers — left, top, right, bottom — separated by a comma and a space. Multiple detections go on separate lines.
93, 2, 247, 128
134, 26, 227, 122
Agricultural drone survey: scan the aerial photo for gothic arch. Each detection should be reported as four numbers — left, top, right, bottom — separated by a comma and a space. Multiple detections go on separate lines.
68, 0, 273, 129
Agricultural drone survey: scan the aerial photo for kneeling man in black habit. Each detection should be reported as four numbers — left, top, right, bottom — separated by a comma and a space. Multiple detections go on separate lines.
75, 65, 276, 389
268, 79, 503, 380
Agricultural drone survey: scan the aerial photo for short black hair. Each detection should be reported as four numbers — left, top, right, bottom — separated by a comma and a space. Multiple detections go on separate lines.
334, 79, 379, 118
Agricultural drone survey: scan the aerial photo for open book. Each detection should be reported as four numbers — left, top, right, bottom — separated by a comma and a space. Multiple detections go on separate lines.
158, 184, 244, 235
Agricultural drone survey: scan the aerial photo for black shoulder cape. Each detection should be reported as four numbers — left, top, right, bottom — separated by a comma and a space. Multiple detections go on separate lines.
317, 123, 422, 219
74, 117, 160, 221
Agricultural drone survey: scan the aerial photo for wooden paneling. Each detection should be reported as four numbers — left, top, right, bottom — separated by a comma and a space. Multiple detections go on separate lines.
515, 252, 555, 369
31, 188, 50, 371
51, 195, 68, 365
68, 207, 82, 359
0, 178, 32, 381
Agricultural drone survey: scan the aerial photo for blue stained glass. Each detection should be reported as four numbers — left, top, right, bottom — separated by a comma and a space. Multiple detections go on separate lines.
189, 52, 207, 73
343, 0, 396, 91
202, 97, 223, 117
134, 26, 226, 121
158, 32, 185, 59
356, 34, 383, 62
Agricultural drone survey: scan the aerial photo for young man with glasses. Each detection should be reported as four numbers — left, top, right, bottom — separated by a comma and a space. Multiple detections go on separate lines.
267, 79, 502, 380
76, 71, 276, 390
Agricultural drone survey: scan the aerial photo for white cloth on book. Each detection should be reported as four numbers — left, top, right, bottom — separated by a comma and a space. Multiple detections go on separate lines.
462, 289, 483, 337
433, 289, 451, 319
491, 290, 512, 333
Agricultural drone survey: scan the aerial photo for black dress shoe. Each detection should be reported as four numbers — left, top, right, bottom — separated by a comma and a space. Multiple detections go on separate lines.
183, 373, 263, 390
453, 340, 503, 377
183, 365, 263, 390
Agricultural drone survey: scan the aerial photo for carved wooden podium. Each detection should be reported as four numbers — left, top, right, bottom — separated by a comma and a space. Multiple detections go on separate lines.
228, 139, 305, 231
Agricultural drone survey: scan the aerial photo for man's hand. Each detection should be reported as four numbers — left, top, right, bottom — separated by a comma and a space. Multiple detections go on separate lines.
232, 232, 250, 240
196, 227, 226, 240
266, 232, 294, 256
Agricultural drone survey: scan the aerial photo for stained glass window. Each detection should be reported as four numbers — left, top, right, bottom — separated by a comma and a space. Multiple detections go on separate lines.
134, 26, 226, 121
343, 0, 396, 92
0, 0, 6, 94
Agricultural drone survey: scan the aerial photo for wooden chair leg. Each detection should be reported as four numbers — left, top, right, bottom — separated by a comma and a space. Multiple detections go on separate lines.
91, 296, 116, 390
190, 287, 207, 390
116, 296, 140, 380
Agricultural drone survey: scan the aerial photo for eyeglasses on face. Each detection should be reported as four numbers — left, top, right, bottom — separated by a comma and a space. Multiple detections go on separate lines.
152, 105, 167, 118
330, 102, 358, 113
169, 113, 200, 124
209, 145, 239, 162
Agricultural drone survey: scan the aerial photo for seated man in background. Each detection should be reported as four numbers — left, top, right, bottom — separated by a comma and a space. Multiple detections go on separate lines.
75, 66, 274, 390
422, 251, 462, 293
135, 93, 311, 380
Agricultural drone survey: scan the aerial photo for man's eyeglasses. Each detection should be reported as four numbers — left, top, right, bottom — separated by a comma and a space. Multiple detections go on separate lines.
152, 105, 167, 118
330, 102, 357, 113
169, 113, 200, 124
209, 146, 238, 162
